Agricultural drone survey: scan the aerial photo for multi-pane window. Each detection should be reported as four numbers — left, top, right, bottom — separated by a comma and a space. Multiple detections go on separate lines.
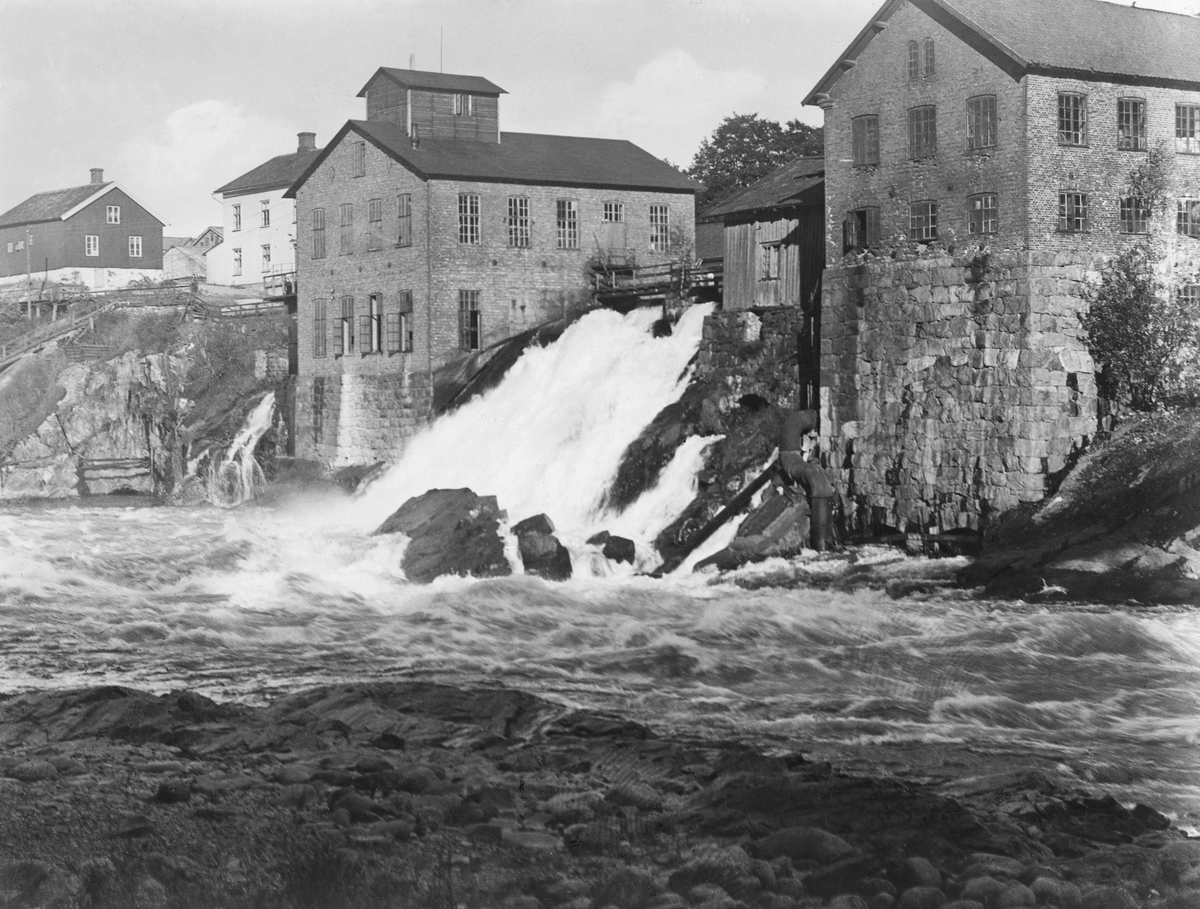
1177, 199, 1200, 238
603, 201, 625, 222
852, 115, 880, 166
368, 198, 383, 251
1178, 284, 1200, 306
335, 296, 354, 357
458, 193, 480, 245
1177, 104, 1200, 153
353, 142, 366, 177
1120, 197, 1151, 234
908, 200, 938, 242
968, 193, 997, 235
261, 199, 270, 228
1058, 192, 1088, 232
359, 292, 382, 354
261, 244, 271, 272
459, 289, 481, 351
507, 196, 530, 248
967, 95, 997, 151
233, 248, 242, 275
844, 207, 880, 251
1118, 99, 1146, 151
907, 41, 920, 81
232, 204, 241, 231
397, 194, 412, 247
454, 93, 473, 116
1058, 93, 1088, 146
650, 205, 670, 252
85, 235, 99, 257
760, 243, 780, 280
907, 105, 937, 159
556, 199, 579, 249
923, 38, 935, 77
128, 236, 143, 257
313, 298, 327, 358
386, 291, 414, 354
339, 203, 353, 254
106, 205, 120, 224
312, 208, 326, 258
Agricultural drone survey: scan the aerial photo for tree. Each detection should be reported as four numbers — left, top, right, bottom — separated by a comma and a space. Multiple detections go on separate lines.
687, 114, 823, 206
1082, 240, 1200, 410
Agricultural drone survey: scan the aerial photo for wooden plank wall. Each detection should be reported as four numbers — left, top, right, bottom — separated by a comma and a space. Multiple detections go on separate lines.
722, 206, 823, 312
410, 92, 499, 143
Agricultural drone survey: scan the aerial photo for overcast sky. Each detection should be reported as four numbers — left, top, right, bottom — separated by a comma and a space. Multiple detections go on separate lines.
2, 0, 1198, 237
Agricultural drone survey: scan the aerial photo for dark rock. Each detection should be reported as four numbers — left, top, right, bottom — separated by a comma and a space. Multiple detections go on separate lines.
329, 790, 386, 823
900, 858, 942, 889
669, 846, 754, 894
8, 760, 58, 782
601, 535, 637, 564
1131, 802, 1171, 830
750, 858, 775, 891
607, 781, 664, 812
962, 854, 1025, 879
465, 823, 503, 844
896, 887, 946, 909
804, 855, 887, 898
314, 769, 357, 786
49, 756, 87, 776
374, 488, 511, 583
1028, 877, 1080, 907
1079, 886, 1137, 909
513, 514, 555, 535
994, 882, 1035, 907
593, 867, 664, 909
750, 826, 856, 865
371, 731, 407, 750
517, 528, 573, 581
958, 877, 1006, 905
154, 779, 191, 803
686, 883, 731, 904
354, 756, 394, 774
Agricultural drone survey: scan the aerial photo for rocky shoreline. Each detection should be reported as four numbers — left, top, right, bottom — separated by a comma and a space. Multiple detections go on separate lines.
1, 681, 1197, 909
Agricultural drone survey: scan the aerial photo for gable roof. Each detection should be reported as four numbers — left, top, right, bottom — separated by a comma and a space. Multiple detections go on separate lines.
357, 67, 506, 98
0, 181, 165, 229
215, 148, 323, 196
285, 119, 698, 197
805, 0, 1200, 105
704, 157, 825, 220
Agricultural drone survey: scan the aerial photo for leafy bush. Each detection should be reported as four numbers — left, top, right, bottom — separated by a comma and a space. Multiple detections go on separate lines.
1082, 240, 1200, 410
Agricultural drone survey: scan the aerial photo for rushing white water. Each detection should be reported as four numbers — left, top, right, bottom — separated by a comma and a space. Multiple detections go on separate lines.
201, 392, 275, 507
353, 305, 714, 560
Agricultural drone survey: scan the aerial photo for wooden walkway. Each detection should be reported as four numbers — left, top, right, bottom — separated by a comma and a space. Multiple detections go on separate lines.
593, 261, 723, 307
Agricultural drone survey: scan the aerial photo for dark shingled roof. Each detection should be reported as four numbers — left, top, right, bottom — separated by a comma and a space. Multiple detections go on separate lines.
0, 183, 110, 229
215, 148, 323, 196
806, 0, 1200, 104
704, 157, 825, 220
357, 68, 506, 98
286, 120, 697, 196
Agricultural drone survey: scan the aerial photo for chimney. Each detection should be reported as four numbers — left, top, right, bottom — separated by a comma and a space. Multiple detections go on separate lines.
89, 168, 104, 184
297, 132, 316, 153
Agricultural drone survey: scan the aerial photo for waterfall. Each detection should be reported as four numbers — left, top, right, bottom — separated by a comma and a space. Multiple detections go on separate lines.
353, 305, 715, 563
203, 392, 276, 507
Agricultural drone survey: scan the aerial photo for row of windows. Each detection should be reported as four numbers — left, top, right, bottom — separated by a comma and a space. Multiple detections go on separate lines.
842, 192, 1200, 248
310, 196, 672, 257
77, 235, 143, 257
231, 199, 278, 231
852, 96, 996, 165
229, 244, 274, 276
1053, 95, 1200, 150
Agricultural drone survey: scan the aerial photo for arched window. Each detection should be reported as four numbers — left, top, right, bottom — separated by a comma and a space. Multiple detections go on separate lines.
907, 41, 920, 80
924, 38, 936, 76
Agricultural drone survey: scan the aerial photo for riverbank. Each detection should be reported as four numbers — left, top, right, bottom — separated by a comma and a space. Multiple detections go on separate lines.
0, 681, 1195, 908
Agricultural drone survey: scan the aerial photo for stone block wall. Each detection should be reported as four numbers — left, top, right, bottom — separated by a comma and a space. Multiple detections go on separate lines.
821, 250, 1101, 533
698, 307, 805, 408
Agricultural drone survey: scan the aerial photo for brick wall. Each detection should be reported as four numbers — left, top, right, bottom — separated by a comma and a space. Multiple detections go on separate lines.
292, 127, 695, 466
821, 250, 1101, 534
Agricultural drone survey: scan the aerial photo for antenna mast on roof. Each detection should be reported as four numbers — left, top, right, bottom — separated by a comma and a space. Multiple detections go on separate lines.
409, 53, 414, 69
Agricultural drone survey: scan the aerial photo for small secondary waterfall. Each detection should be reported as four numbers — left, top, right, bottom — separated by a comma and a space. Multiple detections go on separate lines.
203, 392, 276, 507
354, 305, 716, 562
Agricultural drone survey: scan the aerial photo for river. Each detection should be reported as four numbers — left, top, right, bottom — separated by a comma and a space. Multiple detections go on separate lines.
1, 304, 1198, 837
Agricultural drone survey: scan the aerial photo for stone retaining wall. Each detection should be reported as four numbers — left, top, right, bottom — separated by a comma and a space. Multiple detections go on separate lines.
821, 250, 1101, 533
698, 307, 806, 408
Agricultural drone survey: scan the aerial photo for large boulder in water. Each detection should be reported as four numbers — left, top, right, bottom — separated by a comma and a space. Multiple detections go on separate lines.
696, 488, 810, 571
513, 514, 572, 581
375, 489, 511, 583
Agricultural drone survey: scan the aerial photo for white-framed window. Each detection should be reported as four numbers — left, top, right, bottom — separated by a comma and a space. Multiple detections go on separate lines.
106, 205, 120, 224
232, 247, 242, 275
603, 201, 624, 223
968, 193, 997, 235
335, 296, 354, 357
454, 93, 473, 116
1178, 284, 1200, 306
508, 196, 530, 248
760, 243, 780, 281
458, 193, 480, 245
261, 199, 270, 228
1118, 98, 1146, 151
85, 235, 99, 257
261, 244, 271, 272
1177, 104, 1200, 154
1177, 199, 1200, 238
844, 207, 880, 252
1120, 196, 1151, 234
967, 95, 997, 151
923, 38, 935, 77
388, 290, 414, 354
907, 40, 920, 81
908, 200, 938, 241
1058, 93, 1088, 146
459, 289, 480, 350
649, 204, 670, 252
1058, 192, 1088, 232
232, 204, 241, 231
556, 199, 579, 249
128, 236, 143, 257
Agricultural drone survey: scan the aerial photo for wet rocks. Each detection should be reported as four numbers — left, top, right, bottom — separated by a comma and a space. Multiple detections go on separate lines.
374, 487, 511, 582
749, 826, 856, 865
588, 530, 637, 564
514, 514, 572, 581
